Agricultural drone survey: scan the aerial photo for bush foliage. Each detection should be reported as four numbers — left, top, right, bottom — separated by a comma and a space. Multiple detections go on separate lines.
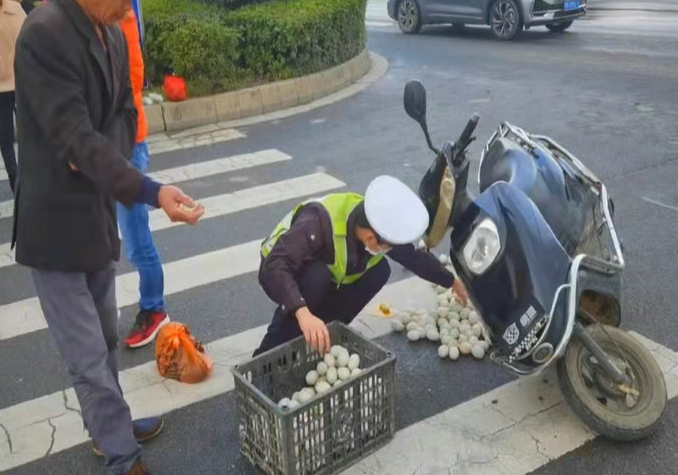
143, 0, 367, 95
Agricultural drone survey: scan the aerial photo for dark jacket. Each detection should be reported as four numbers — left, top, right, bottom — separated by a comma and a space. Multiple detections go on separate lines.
12, 0, 158, 272
259, 203, 456, 316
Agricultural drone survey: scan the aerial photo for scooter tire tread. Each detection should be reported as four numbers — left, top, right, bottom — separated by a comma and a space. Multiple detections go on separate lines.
557, 324, 667, 442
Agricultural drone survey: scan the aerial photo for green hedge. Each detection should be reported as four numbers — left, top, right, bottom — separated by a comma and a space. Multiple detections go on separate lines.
142, 0, 367, 96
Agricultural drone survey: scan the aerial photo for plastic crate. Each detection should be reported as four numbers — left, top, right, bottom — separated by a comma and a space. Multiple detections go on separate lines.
232, 322, 396, 475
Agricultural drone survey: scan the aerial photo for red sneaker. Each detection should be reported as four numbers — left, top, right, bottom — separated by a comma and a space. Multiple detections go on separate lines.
125, 310, 170, 348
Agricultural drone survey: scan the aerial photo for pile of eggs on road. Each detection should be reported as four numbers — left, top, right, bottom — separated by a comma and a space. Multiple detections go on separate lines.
277, 345, 363, 409
390, 256, 491, 361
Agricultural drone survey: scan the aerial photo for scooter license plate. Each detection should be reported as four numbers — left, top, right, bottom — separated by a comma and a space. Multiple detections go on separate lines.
564, 0, 581, 11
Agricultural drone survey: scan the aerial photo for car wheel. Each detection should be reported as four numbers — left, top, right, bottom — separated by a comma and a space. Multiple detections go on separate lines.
546, 20, 574, 32
490, 0, 523, 40
397, 0, 422, 34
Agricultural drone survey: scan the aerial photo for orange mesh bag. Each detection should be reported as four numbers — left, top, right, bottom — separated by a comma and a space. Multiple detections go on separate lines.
156, 323, 213, 384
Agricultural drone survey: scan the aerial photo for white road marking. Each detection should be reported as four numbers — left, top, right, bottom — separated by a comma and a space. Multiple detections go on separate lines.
643, 196, 678, 213
148, 128, 245, 155
0, 172, 345, 269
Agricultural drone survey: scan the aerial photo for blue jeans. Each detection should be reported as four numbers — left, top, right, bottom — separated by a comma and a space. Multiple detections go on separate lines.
117, 142, 165, 312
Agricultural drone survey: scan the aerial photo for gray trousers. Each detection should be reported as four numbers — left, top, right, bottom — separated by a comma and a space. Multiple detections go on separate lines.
31, 263, 141, 475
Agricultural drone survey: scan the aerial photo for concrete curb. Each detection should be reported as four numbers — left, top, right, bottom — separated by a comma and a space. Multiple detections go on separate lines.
148, 49, 374, 134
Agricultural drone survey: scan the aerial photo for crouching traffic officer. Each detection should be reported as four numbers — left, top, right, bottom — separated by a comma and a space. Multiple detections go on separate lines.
254, 175, 468, 355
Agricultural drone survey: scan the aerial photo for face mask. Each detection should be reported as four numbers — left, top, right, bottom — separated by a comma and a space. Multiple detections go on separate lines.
365, 246, 391, 257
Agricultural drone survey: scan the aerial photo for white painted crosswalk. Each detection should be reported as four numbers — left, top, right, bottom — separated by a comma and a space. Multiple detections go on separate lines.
0, 126, 675, 475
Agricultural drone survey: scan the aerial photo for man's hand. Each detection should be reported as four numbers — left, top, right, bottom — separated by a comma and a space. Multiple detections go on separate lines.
452, 278, 469, 306
295, 307, 331, 354
158, 185, 205, 225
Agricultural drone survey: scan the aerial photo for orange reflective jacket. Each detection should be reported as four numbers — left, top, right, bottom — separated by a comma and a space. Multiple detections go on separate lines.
120, 11, 148, 143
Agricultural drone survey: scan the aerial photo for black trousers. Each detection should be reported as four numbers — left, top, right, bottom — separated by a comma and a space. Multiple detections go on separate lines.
0, 91, 17, 193
254, 258, 391, 356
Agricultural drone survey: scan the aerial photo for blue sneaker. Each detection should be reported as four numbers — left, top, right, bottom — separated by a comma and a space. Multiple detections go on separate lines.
92, 417, 164, 457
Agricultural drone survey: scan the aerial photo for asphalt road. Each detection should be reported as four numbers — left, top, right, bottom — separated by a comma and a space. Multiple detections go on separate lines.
1, 3, 677, 474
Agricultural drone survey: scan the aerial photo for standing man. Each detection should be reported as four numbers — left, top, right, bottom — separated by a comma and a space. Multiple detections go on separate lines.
12, 1, 204, 474
119, 9, 169, 349
0, 0, 26, 194
254, 175, 468, 355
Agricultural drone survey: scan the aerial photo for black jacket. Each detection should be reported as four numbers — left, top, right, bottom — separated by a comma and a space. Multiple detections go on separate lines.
12, 0, 150, 272
259, 203, 456, 316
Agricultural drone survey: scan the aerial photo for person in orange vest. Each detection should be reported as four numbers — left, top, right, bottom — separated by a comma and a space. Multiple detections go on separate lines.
118, 10, 171, 351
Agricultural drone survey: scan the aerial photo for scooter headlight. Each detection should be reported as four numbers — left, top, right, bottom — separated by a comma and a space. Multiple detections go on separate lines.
462, 218, 501, 275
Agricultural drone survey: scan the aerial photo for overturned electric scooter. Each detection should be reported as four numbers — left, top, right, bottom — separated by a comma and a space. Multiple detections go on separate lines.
405, 80, 666, 441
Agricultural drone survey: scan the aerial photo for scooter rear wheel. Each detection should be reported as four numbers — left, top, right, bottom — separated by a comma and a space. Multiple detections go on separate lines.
557, 325, 666, 441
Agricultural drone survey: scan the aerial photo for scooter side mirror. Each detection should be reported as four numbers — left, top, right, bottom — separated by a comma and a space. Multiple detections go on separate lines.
404, 80, 427, 126
404, 80, 439, 155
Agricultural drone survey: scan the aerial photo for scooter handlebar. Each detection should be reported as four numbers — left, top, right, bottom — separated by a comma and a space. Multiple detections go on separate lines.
457, 113, 480, 151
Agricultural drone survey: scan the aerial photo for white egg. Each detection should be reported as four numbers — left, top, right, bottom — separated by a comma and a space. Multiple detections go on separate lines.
449, 320, 461, 331
399, 313, 412, 325
459, 342, 472, 355
306, 370, 319, 386
326, 367, 338, 384
472, 323, 483, 338
469, 311, 480, 324
437, 318, 448, 328
449, 312, 461, 322
298, 388, 315, 403
278, 397, 293, 408
406, 322, 419, 332
448, 340, 459, 349
460, 322, 471, 333
449, 346, 460, 360
441, 335, 452, 345
292, 391, 301, 402
391, 319, 405, 332
316, 362, 328, 376
435, 285, 447, 294
338, 367, 351, 381
472, 344, 486, 359
315, 380, 331, 394
337, 352, 350, 368
460, 308, 471, 319
351, 368, 362, 378
440, 328, 450, 337
324, 354, 336, 368
459, 334, 469, 343
479, 340, 490, 351
348, 354, 360, 371
426, 329, 440, 342
288, 400, 300, 409
437, 307, 450, 319
450, 328, 460, 339
407, 330, 421, 341
438, 345, 450, 358
469, 336, 479, 345
416, 309, 428, 317
330, 345, 346, 358
450, 303, 463, 313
